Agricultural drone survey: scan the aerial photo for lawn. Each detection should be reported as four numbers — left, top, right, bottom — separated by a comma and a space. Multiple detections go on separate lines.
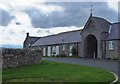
2, 60, 115, 83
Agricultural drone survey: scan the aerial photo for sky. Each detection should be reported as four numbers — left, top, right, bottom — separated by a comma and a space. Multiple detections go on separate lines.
0, 0, 119, 48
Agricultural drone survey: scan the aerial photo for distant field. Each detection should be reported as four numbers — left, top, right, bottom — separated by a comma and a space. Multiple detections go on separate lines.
2, 60, 115, 83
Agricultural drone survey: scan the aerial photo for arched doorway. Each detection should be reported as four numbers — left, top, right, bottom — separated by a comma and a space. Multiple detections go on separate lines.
84, 35, 97, 58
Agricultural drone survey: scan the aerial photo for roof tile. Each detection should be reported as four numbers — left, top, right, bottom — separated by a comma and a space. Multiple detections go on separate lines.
32, 30, 81, 46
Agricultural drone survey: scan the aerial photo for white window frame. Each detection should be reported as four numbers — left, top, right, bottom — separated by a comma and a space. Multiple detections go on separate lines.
69, 45, 73, 56
47, 46, 51, 56
51, 46, 56, 55
56, 46, 59, 55
43, 47, 46, 56
108, 41, 114, 50
69, 45, 73, 53
63, 45, 65, 51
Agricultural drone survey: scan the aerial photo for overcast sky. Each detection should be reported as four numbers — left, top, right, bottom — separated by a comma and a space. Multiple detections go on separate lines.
0, 0, 119, 48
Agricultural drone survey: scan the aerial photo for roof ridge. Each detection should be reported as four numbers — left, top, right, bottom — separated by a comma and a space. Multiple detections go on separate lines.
40, 29, 82, 38
92, 16, 111, 24
59, 29, 82, 34
29, 36, 40, 38
40, 34, 59, 38
112, 22, 120, 24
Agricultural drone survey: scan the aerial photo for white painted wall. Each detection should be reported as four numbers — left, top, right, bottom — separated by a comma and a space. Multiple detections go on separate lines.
43, 47, 46, 56
69, 45, 73, 56
47, 46, 51, 56
56, 46, 59, 55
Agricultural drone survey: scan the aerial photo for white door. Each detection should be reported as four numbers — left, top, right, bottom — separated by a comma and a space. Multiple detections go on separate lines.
47, 46, 51, 56
56, 46, 59, 55
43, 47, 46, 56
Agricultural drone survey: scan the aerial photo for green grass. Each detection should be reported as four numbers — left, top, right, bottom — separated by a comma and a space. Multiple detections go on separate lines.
2, 60, 115, 83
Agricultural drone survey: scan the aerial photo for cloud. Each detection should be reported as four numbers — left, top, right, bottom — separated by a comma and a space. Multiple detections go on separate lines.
24, 4, 65, 28
0, 9, 15, 26
24, 2, 118, 28
0, 1, 118, 28
91, 2, 118, 22
11, 12, 32, 27
107, 2, 118, 12
0, 1, 118, 48
0, 0, 64, 28
25, 2, 89, 28
44, 26, 83, 35
0, 24, 82, 47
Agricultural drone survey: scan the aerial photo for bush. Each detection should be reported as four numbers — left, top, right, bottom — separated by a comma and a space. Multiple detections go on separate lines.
59, 53, 66, 57
112, 57, 118, 60
107, 58, 111, 60
71, 47, 78, 56
56, 54, 60, 57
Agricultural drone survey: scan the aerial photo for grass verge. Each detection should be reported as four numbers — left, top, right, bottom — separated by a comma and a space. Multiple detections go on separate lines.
2, 60, 115, 83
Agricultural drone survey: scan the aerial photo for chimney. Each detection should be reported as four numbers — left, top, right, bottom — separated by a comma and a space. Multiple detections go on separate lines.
26, 32, 29, 37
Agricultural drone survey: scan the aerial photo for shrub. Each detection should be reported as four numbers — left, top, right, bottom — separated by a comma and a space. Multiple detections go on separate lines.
59, 53, 66, 57
113, 57, 118, 60
56, 54, 60, 57
107, 58, 111, 60
71, 47, 78, 56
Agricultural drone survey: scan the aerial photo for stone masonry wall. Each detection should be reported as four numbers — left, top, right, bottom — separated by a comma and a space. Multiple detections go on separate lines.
106, 40, 119, 59
2, 48, 42, 69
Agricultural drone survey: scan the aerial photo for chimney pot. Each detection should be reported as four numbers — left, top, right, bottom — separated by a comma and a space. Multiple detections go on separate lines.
27, 32, 29, 37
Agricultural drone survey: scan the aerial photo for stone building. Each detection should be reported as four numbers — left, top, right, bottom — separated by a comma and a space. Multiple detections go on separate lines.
80, 15, 119, 59
26, 30, 81, 57
23, 15, 120, 59
23, 33, 40, 49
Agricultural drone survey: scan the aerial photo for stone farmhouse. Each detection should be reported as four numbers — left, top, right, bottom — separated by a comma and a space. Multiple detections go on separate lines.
23, 15, 120, 59
23, 33, 40, 49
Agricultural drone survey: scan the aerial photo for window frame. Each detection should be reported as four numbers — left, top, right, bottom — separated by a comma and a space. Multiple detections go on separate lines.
108, 41, 114, 50
63, 45, 65, 51
51, 46, 56, 55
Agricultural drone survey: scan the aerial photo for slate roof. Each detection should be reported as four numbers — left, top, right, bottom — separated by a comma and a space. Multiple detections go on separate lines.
28, 36, 40, 45
31, 30, 81, 46
92, 17, 120, 40
81, 16, 111, 34
92, 16, 111, 32
105, 22, 120, 40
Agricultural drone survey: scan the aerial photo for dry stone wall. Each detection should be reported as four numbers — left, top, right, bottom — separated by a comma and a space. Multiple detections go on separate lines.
2, 48, 42, 68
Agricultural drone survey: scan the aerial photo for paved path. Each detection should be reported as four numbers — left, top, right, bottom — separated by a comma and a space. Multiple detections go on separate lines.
43, 58, 118, 75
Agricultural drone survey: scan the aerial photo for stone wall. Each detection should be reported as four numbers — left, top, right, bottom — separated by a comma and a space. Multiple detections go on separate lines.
106, 40, 119, 59
2, 48, 42, 68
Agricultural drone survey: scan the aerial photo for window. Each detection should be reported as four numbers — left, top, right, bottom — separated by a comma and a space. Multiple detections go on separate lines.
108, 41, 114, 50
51, 46, 56, 55
63, 45, 65, 51
69, 44, 74, 56
69, 45, 73, 53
